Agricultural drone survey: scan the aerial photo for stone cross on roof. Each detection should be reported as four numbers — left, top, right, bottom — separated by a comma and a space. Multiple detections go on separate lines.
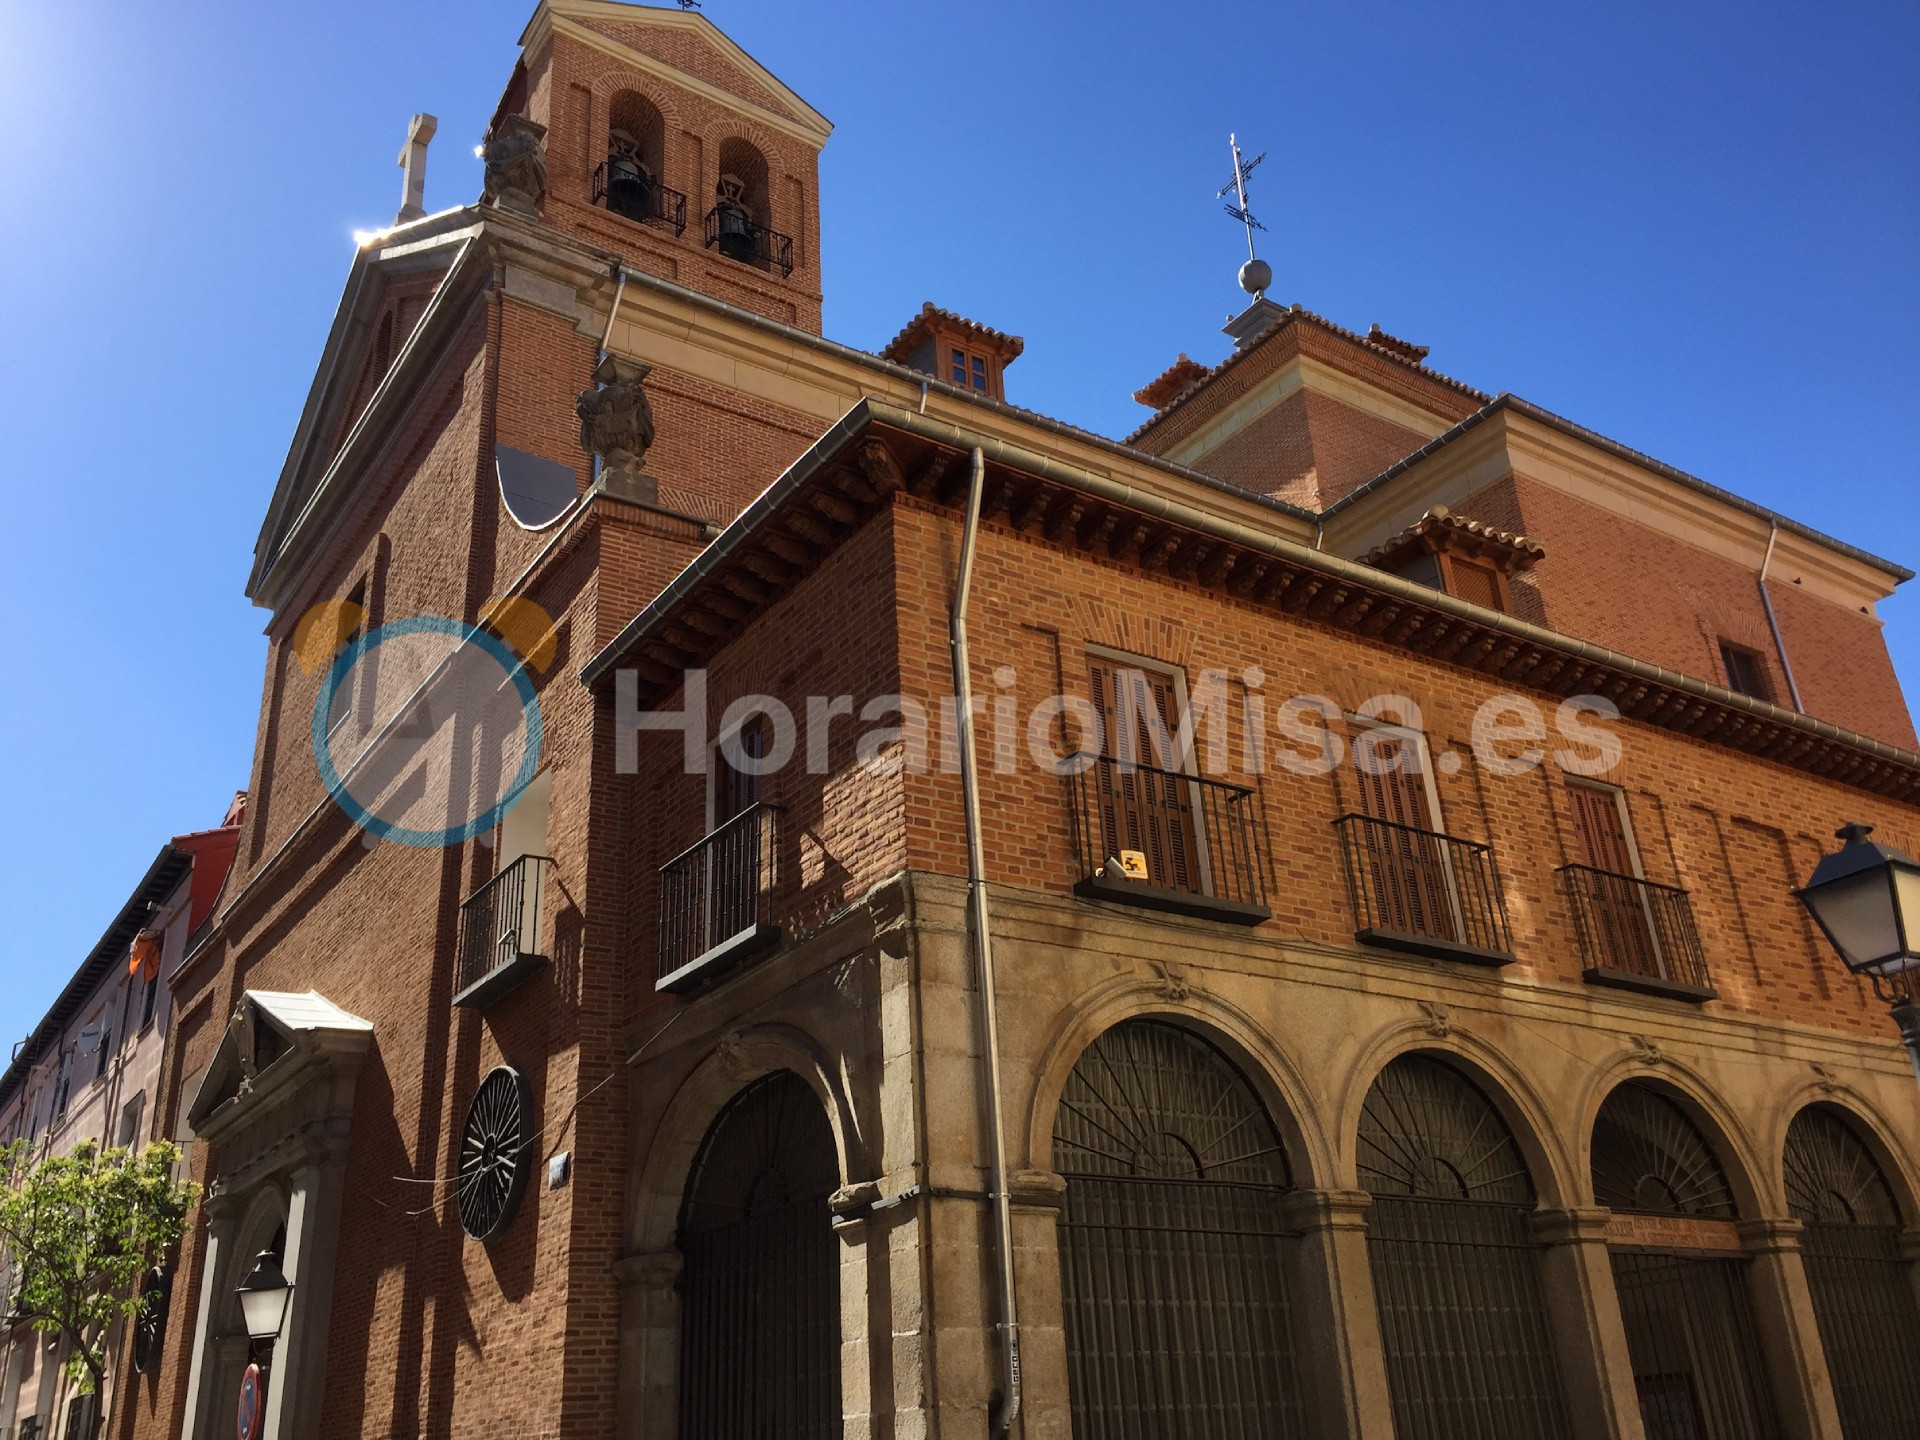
396, 113, 438, 223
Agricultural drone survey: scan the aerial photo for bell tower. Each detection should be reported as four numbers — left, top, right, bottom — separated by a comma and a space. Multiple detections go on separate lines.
502, 0, 833, 331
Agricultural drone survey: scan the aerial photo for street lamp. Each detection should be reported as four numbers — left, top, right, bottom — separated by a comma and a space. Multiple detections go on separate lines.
235, 1250, 292, 1346
1795, 822, 1920, 1081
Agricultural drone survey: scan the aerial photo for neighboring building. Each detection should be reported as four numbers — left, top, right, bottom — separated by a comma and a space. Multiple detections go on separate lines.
0, 797, 242, 1440
114, 5, 1920, 1440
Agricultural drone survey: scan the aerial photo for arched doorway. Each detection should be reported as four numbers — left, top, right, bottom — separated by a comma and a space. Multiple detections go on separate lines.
678, 1070, 840, 1440
1593, 1082, 1783, 1440
1053, 1019, 1307, 1438
1783, 1104, 1920, 1436
1357, 1053, 1573, 1439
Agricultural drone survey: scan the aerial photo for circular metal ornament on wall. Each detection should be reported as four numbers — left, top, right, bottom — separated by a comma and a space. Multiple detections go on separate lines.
458, 1066, 534, 1242
133, 1266, 171, 1374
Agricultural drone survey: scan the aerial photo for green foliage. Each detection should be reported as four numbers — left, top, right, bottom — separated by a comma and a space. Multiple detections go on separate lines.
0, 1138, 197, 1395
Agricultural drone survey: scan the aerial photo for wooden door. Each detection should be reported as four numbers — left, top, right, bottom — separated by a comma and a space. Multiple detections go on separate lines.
1351, 728, 1456, 940
709, 720, 767, 943
1087, 661, 1203, 894
1568, 785, 1659, 976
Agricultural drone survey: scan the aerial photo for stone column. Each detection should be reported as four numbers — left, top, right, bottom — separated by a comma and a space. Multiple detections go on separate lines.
178, 1191, 239, 1440
613, 1248, 682, 1440
264, 1146, 349, 1440
831, 1182, 888, 1440
1008, 1170, 1069, 1440
1739, 1218, 1844, 1440
1277, 1189, 1396, 1440
1530, 1208, 1645, 1440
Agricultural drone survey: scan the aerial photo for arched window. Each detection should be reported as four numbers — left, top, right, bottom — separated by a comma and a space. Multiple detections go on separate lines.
1054, 1019, 1307, 1439
1358, 1054, 1573, 1439
600, 91, 680, 232
1593, 1082, 1784, 1440
1784, 1105, 1920, 1436
707, 139, 790, 276
678, 1070, 840, 1440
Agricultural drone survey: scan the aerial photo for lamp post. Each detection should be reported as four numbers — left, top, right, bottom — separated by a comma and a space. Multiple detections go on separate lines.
1794, 822, 1920, 1086
234, 1249, 291, 1440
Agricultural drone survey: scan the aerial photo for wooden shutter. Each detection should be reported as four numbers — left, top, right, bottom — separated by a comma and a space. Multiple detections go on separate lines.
716, 719, 766, 823
1567, 784, 1659, 975
1444, 558, 1505, 613
1569, 785, 1635, 876
1087, 661, 1203, 894
1351, 728, 1456, 940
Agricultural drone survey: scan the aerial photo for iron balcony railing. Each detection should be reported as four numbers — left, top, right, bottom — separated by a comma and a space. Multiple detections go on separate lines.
703, 205, 795, 278
658, 802, 784, 991
453, 854, 551, 1009
1335, 813, 1513, 965
1558, 864, 1714, 999
1066, 754, 1270, 924
591, 160, 688, 235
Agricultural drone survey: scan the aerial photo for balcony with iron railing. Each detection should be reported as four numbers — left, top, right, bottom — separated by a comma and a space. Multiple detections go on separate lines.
658, 802, 784, 993
591, 161, 688, 235
1335, 814, 1514, 965
452, 854, 551, 1010
1066, 755, 1270, 926
703, 205, 794, 278
1558, 864, 1715, 1001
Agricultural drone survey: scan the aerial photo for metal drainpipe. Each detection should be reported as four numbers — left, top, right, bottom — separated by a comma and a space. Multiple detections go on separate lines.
949, 446, 1022, 1436
1758, 521, 1807, 714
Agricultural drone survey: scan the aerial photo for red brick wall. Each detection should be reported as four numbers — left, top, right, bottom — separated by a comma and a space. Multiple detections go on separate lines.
522, 28, 824, 331
878, 496, 1915, 1043
1455, 474, 1917, 750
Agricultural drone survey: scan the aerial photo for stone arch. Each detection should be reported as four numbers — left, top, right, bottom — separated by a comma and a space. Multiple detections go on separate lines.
1023, 976, 1334, 1191
1766, 1083, 1920, 1225
1574, 1054, 1768, 1217
629, 1023, 862, 1258
1336, 1020, 1579, 1207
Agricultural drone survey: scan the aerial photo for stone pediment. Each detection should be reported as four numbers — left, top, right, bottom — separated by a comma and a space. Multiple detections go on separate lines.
525, 1, 833, 147
187, 990, 373, 1143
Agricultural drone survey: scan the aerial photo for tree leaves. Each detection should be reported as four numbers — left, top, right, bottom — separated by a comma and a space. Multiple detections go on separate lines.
0, 1138, 197, 1404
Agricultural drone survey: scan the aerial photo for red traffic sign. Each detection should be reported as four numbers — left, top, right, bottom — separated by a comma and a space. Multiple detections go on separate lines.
236, 1363, 264, 1440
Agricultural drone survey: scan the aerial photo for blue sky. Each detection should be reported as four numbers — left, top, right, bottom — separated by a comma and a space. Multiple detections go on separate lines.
1, 0, 1915, 1049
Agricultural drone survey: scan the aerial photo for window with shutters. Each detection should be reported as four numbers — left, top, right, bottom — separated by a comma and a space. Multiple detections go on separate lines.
1334, 721, 1514, 963
1066, 650, 1270, 924
1559, 782, 1713, 998
1441, 555, 1506, 612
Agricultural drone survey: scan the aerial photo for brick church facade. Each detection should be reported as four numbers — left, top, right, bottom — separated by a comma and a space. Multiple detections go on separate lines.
100, 4, 1920, 1439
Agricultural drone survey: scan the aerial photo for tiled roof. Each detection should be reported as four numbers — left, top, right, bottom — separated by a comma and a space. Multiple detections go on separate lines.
1364, 504, 1545, 575
880, 302, 1025, 366
1124, 303, 1490, 445
1133, 353, 1213, 410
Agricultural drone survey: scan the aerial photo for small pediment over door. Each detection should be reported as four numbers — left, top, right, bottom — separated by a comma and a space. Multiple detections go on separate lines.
187, 990, 374, 1139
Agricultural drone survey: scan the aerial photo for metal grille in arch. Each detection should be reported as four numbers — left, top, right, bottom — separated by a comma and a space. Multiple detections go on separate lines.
1784, 1105, 1920, 1439
1358, 1054, 1573, 1440
678, 1070, 841, 1440
1054, 1019, 1307, 1439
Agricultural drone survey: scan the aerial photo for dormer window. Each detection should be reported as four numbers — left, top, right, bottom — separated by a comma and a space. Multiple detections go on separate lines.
1361, 505, 1545, 616
951, 348, 989, 392
882, 303, 1024, 403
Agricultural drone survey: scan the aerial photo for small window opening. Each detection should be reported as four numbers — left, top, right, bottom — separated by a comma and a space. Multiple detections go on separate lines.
1719, 641, 1772, 701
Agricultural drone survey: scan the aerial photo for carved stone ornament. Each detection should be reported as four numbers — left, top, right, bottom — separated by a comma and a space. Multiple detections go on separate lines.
577, 355, 656, 491
1150, 959, 1191, 1001
481, 114, 548, 216
1417, 1000, 1451, 1038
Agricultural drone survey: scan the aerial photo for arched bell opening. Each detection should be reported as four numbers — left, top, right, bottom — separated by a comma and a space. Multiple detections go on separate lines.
1783, 1103, 1920, 1436
677, 1069, 840, 1440
605, 91, 668, 225
1357, 1052, 1575, 1440
1592, 1081, 1784, 1440
1053, 1018, 1308, 1439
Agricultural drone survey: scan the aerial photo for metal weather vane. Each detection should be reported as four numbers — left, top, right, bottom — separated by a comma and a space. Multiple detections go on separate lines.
1217, 133, 1273, 300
